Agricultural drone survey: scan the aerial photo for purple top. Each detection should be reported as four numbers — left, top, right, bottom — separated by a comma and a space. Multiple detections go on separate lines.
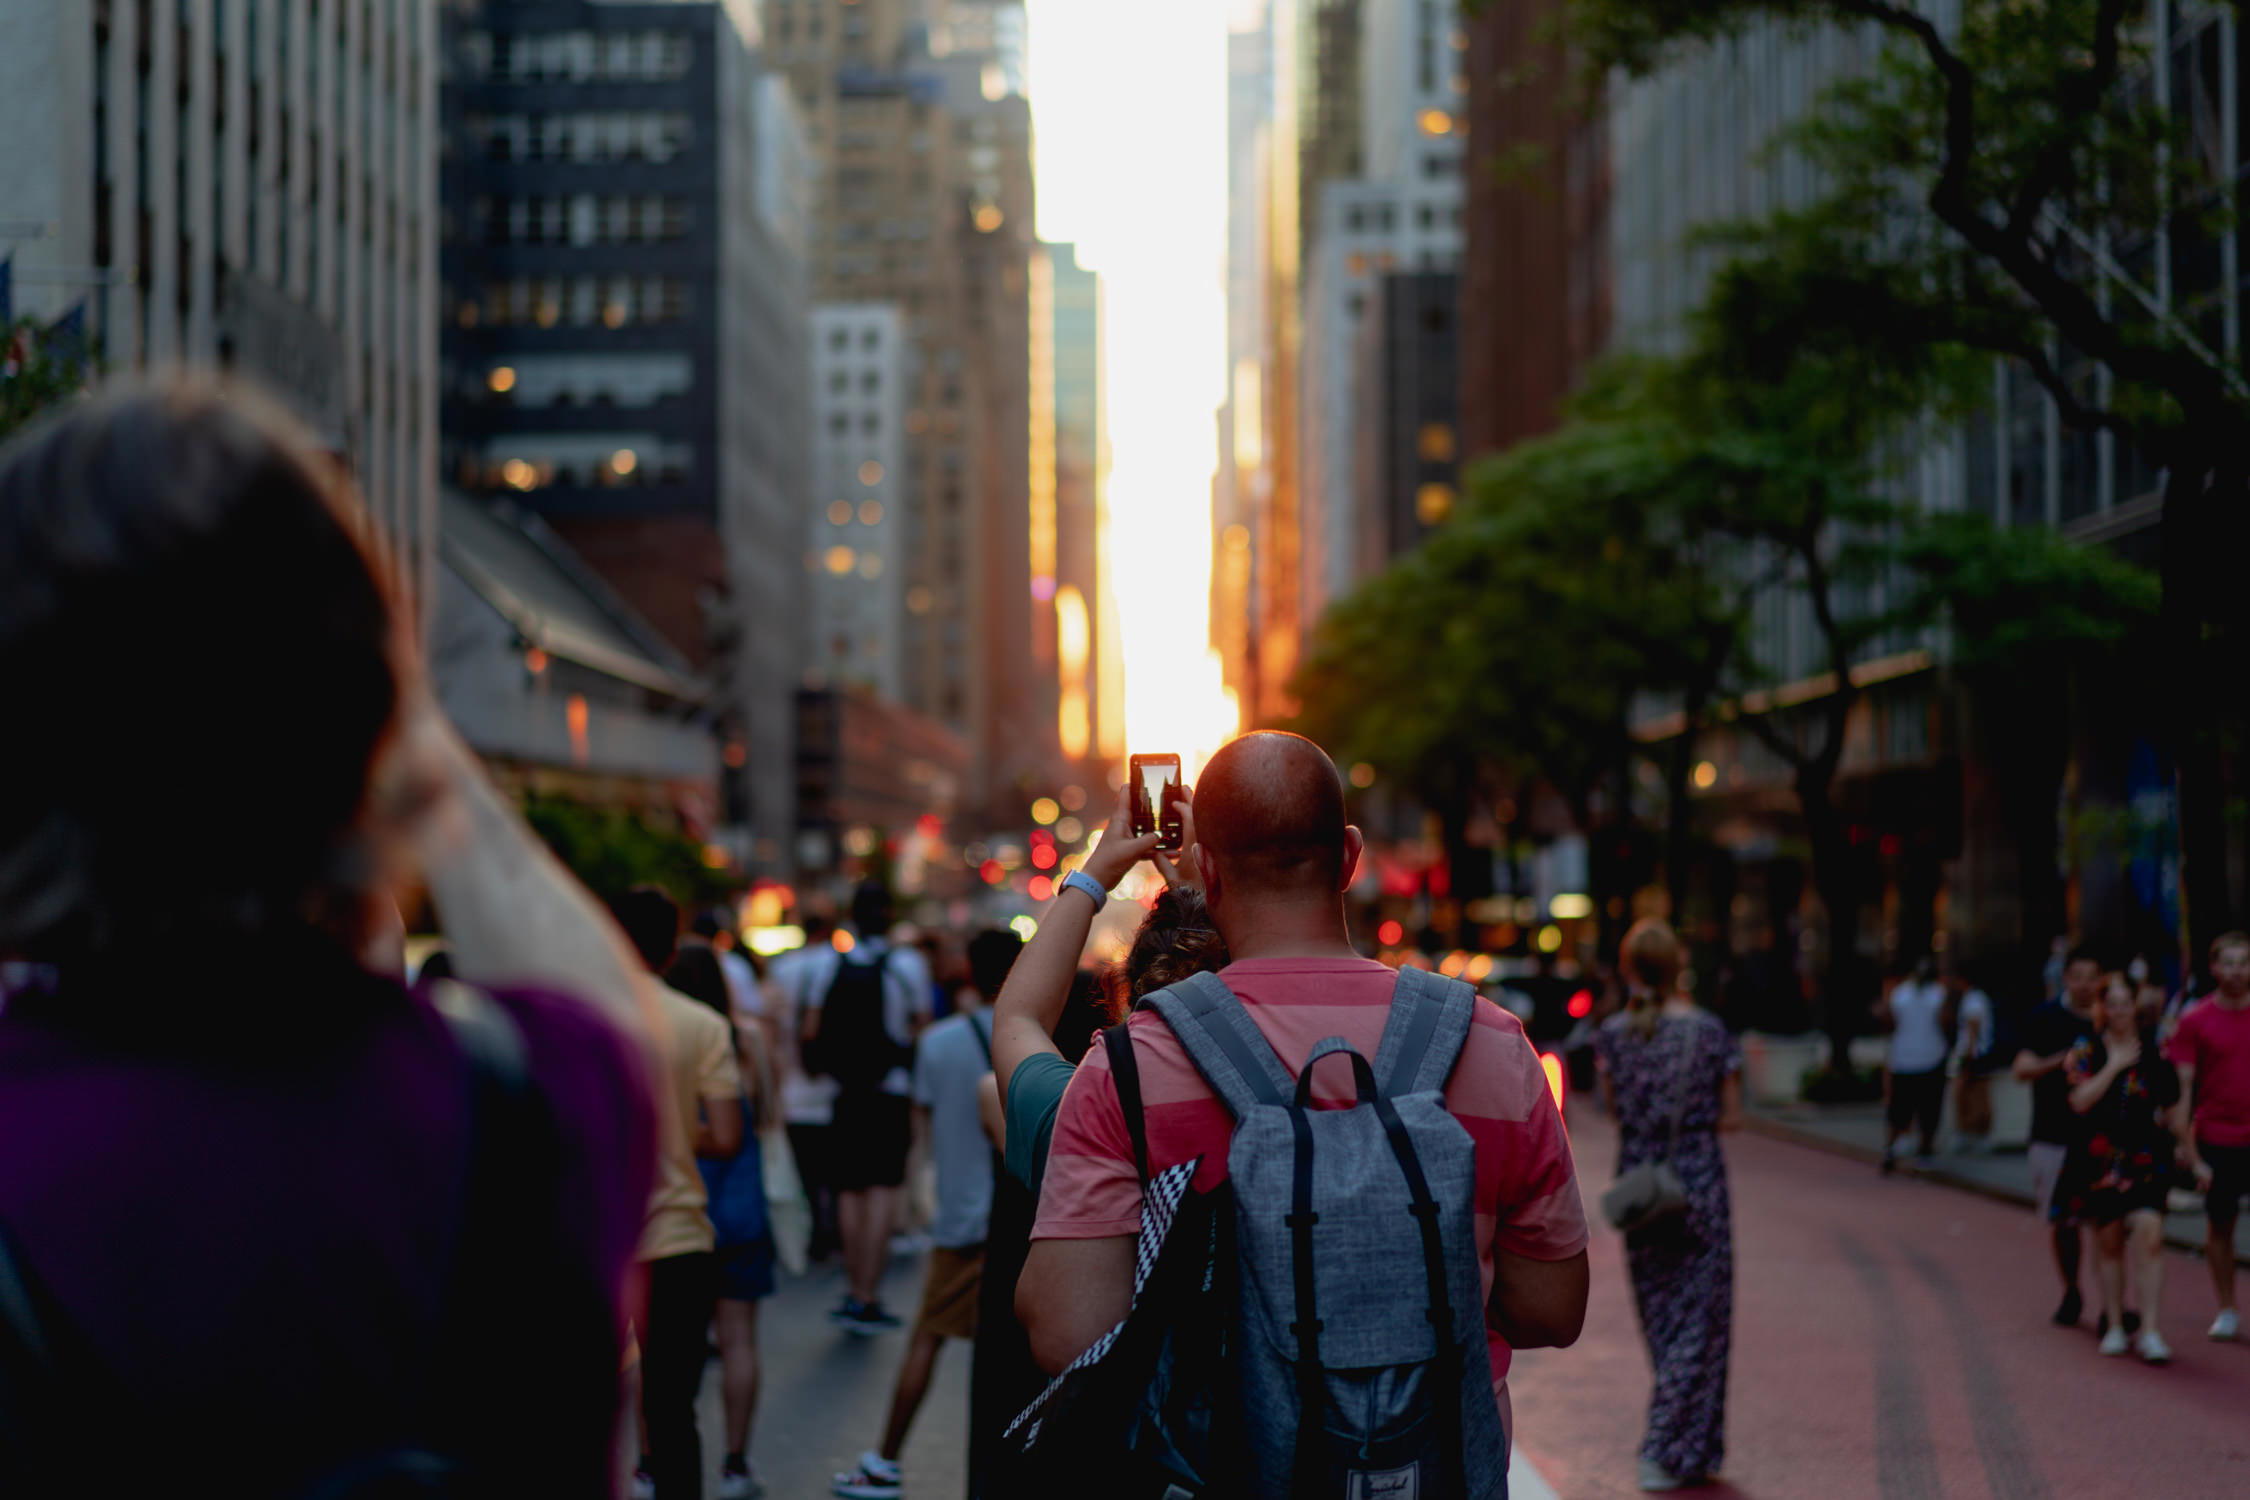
0, 966, 654, 1494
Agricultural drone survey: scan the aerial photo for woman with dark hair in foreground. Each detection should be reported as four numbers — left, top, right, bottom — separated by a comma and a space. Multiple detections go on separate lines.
0, 378, 665, 1497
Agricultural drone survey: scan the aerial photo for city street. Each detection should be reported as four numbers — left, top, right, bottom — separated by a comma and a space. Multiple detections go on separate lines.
1512, 1109, 2250, 1499
726, 1105, 2247, 1499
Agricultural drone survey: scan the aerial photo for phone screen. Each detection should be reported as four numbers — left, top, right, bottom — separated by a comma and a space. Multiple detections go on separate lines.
1130, 754, 1183, 852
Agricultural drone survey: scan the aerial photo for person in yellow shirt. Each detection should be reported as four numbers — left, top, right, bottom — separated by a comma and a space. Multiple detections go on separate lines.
614, 887, 744, 1500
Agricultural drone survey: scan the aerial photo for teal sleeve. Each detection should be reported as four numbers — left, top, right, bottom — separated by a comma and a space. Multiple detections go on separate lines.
1004, 1052, 1078, 1193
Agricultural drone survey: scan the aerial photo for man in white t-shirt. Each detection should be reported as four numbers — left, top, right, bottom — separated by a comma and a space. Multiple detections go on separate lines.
1879, 956, 1952, 1171
797, 886, 933, 1332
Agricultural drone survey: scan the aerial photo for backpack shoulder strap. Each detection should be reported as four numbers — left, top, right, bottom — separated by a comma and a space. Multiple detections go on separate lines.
1145, 970, 1291, 1117
1373, 966, 1477, 1098
1103, 1022, 1151, 1186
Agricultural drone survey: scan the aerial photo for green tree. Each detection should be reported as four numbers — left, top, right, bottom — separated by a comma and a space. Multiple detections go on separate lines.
1564, 0, 2250, 950
0, 316, 92, 443
1300, 338, 2156, 1055
520, 791, 736, 910
1294, 361, 1747, 939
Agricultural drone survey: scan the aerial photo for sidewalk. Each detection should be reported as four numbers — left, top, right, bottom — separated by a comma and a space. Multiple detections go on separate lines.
1744, 1099, 2250, 1263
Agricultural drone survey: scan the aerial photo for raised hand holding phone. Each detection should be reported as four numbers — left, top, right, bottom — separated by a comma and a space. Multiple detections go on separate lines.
1151, 790, 1201, 896
1084, 784, 1163, 892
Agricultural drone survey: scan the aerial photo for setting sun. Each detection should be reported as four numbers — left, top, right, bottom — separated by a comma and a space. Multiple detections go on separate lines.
1026, 1, 1240, 783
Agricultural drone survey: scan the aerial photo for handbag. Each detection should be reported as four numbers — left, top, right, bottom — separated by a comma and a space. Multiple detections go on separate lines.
1600, 1023, 1696, 1234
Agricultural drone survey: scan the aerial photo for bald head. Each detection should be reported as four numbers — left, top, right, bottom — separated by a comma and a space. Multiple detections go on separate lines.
1193, 732, 1350, 896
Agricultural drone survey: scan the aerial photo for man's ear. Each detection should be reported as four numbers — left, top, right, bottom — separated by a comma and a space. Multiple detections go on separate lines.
1340, 826, 1366, 892
1193, 844, 1219, 901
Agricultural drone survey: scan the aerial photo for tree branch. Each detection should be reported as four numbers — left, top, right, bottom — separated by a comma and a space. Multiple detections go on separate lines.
1792, 496, 1860, 786
1736, 693, 1809, 771
1827, 0, 1983, 223
2007, 0, 2133, 238
1832, 0, 2239, 456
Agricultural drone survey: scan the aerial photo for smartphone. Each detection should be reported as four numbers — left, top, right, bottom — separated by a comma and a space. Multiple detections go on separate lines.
1129, 753, 1184, 853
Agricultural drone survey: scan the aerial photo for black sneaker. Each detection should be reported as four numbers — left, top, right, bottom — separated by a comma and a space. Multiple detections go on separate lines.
847, 1301, 904, 1335
829, 1297, 866, 1328
2054, 1288, 2084, 1328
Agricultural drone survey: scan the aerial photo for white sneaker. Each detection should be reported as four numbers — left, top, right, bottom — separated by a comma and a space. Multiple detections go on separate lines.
2099, 1325, 2130, 1356
2137, 1329, 2172, 1364
832, 1450, 903, 1498
1638, 1458, 1686, 1491
719, 1464, 766, 1500
2210, 1308, 2241, 1341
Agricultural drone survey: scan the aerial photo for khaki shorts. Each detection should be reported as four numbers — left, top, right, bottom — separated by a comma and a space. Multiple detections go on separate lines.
913, 1244, 985, 1341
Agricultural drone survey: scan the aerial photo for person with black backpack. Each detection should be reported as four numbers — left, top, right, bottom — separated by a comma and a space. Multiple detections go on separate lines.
797, 883, 933, 1332
1015, 733, 1590, 1499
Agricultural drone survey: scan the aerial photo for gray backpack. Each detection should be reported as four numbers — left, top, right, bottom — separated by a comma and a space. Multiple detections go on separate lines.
1144, 968, 1508, 1499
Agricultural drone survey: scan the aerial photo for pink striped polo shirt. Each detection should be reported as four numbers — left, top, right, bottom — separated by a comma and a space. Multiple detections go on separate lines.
1031, 955, 1587, 1389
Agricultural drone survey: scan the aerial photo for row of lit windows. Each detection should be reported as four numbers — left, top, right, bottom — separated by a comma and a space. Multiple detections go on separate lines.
464, 31, 692, 85
462, 452, 687, 493
469, 113, 692, 165
475, 195, 691, 247
824, 500, 888, 528
463, 276, 692, 329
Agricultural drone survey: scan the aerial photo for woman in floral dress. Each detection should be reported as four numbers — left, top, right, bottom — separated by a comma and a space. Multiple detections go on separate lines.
1594, 920, 1743, 1492
2058, 971, 2180, 1363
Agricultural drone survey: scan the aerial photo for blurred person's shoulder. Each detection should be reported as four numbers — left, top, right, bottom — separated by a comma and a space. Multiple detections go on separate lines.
655, 982, 729, 1045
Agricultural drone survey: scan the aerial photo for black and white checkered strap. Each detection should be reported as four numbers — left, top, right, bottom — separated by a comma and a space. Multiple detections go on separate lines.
1003, 1156, 1201, 1447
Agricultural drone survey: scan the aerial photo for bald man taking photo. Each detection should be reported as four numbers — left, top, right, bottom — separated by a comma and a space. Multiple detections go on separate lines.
1018, 732, 1589, 1460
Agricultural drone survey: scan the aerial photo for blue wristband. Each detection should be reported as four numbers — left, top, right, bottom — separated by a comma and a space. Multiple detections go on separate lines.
1059, 869, 1109, 913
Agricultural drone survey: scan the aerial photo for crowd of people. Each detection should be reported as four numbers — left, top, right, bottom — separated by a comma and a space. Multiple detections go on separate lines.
4, 377, 2243, 1500
0, 375, 1594, 1500
2007, 934, 2250, 1366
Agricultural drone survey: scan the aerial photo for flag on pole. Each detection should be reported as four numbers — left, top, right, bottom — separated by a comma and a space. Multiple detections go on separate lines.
48, 301, 86, 369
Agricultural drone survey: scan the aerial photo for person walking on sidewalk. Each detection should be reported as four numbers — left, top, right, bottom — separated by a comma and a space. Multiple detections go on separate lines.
666, 945, 779, 1500
617, 888, 746, 1500
773, 914, 844, 1263
1595, 919, 1744, 1492
0, 381, 663, 1497
2060, 973, 2181, 1363
1947, 958, 1997, 1154
2016, 947, 2102, 1328
833, 929, 1020, 1498
1877, 955, 1951, 1172
2169, 930, 2250, 1342
799, 886, 933, 1333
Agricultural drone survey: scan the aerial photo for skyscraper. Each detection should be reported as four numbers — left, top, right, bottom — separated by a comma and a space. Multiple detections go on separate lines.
1041, 243, 1110, 774
1297, 0, 1463, 622
0, 0, 440, 611
764, 0, 1047, 826
440, 0, 812, 873
808, 304, 912, 701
